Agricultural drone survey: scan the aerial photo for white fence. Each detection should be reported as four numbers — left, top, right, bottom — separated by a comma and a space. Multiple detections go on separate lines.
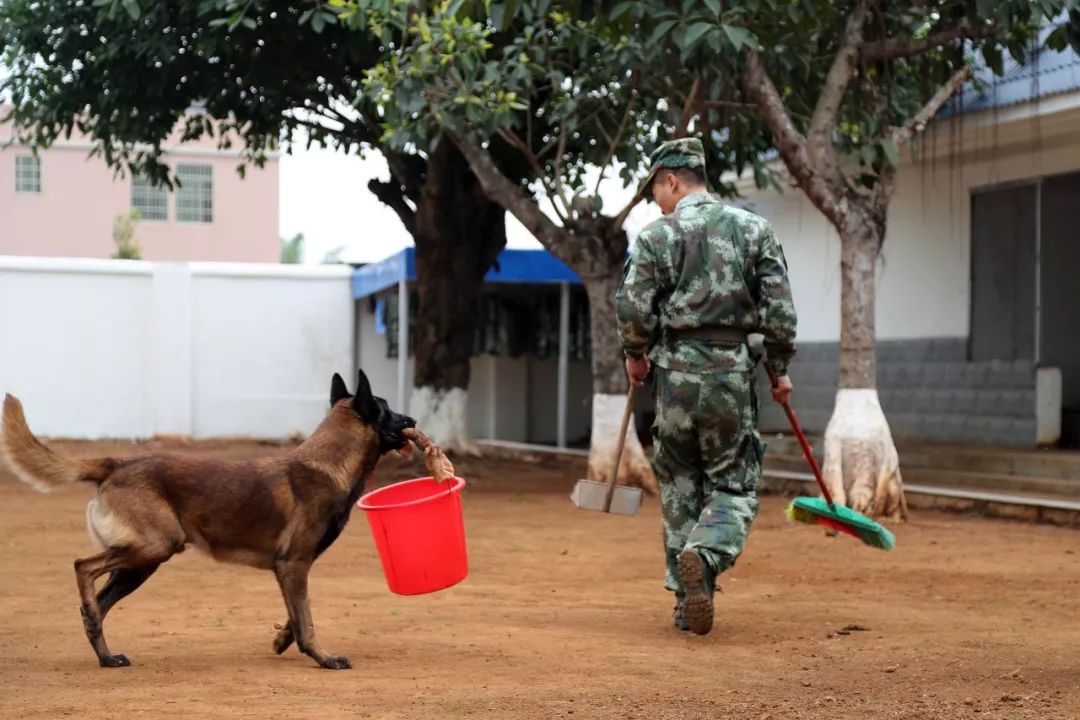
0, 256, 354, 439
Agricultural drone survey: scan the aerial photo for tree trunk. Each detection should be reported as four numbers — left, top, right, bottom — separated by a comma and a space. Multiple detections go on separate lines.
822, 206, 907, 520
380, 140, 508, 451
582, 260, 658, 496
838, 212, 880, 390
448, 136, 655, 491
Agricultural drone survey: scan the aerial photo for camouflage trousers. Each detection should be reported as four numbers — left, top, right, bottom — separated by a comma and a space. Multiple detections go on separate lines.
651, 368, 764, 593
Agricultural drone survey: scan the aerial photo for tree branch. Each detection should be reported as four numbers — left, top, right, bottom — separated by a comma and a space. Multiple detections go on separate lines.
526, 103, 534, 161
742, 49, 845, 228
290, 106, 382, 153
497, 128, 546, 182
326, 109, 425, 205
528, 121, 575, 222
810, 0, 871, 138
807, 0, 872, 186
536, 135, 560, 160
612, 194, 642, 232
673, 74, 704, 138
861, 20, 993, 62
553, 120, 569, 192
380, 149, 426, 205
741, 51, 808, 169
892, 64, 972, 146
451, 134, 578, 267
545, 56, 575, 220
285, 115, 347, 145
705, 100, 758, 110
593, 72, 640, 198
321, 104, 373, 139
368, 178, 417, 236
496, 127, 569, 224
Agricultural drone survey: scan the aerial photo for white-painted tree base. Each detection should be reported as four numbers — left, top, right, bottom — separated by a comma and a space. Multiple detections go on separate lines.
586, 393, 658, 496
408, 386, 479, 455
822, 389, 908, 520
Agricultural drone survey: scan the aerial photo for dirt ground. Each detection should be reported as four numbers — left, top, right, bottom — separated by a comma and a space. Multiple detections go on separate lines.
1, 438, 1079, 720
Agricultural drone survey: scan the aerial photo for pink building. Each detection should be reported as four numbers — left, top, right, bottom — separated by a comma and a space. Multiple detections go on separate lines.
0, 118, 279, 262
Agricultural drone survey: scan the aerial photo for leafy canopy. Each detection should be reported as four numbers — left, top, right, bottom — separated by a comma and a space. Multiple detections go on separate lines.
1, 0, 384, 186
353, 0, 775, 213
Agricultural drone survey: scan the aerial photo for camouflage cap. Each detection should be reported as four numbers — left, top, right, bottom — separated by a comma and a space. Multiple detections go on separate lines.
638, 137, 707, 199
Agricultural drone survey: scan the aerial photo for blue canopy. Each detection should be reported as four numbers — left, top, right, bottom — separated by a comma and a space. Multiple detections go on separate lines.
351, 247, 583, 299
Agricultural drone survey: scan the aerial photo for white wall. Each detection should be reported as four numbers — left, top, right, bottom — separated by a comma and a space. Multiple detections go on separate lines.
355, 295, 412, 407
0, 258, 157, 437
470, 355, 529, 441
736, 99, 1080, 343
0, 257, 354, 439
189, 266, 354, 437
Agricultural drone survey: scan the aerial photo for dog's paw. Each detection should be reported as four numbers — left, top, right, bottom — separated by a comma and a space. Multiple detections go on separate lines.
319, 655, 352, 670
99, 654, 131, 668
273, 629, 295, 655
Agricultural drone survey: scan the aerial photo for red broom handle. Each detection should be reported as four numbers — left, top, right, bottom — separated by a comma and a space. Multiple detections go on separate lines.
763, 364, 837, 510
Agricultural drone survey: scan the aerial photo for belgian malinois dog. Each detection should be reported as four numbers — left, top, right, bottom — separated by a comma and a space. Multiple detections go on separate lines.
0, 369, 415, 669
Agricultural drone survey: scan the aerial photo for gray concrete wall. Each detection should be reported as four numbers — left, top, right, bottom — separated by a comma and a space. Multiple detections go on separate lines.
752, 338, 1042, 446
970, 185, 1037, 362
525, 357, 593, 446
1040, 172, 1080, 409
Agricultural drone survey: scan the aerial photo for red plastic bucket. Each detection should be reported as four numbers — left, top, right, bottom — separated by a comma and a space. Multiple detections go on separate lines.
357, 476, 468, 595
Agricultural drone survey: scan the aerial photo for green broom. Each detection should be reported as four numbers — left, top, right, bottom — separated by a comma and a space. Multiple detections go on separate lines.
764, 365, 895, 551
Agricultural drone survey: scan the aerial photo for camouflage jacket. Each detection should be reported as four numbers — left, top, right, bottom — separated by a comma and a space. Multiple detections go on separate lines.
615, 192, 797, 376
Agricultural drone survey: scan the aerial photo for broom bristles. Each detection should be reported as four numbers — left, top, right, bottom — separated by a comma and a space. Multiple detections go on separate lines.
788, 505, 862, 540
786, 498, 895, 551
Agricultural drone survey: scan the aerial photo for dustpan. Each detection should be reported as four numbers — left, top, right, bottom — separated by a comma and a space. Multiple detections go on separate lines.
571, 385, 643, 516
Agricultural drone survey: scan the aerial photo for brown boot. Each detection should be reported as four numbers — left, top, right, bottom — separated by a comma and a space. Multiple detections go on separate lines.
672, 594, 689, 633
678, 549, 715, 635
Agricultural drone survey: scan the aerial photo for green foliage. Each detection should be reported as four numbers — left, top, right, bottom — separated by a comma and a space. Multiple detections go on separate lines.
0, 0, 383, 187
358, 2, 639, 198
111, 209, 142, 260
8, 0, 1075, 229
280, 232, 305, 264
352, 0, 775, 212
640, 0, 1080, 185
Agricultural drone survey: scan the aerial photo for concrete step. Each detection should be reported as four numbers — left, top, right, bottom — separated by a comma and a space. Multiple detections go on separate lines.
762, 435, 1080, 481
896, 447, 1080, 480
765, 453, 1080, 499
761, 468, 1080, 527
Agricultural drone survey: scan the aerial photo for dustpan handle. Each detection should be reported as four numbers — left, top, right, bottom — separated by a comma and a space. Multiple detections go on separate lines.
603, 384, 638, 512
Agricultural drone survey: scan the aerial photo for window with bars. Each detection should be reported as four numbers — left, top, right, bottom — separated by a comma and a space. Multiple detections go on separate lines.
15, 155, 41, 193
130, 175, 169, 220
176, 163, 213, 223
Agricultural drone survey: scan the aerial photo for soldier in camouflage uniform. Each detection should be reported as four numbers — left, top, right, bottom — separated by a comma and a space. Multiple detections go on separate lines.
615, 138, 798, 635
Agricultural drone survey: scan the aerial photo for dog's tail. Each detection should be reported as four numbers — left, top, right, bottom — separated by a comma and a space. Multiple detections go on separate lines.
1, 394, 117, 492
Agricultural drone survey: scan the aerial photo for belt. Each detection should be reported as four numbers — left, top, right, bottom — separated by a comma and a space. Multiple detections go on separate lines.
664, 326, 749, 343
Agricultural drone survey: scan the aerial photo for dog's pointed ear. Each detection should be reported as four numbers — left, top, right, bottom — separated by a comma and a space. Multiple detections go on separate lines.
351, 368, 379, 423
330, 373, 351, 407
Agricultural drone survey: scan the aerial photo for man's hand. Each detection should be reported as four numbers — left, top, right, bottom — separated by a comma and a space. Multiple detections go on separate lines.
771, 375, 794, 405
625, 355, 651, 388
